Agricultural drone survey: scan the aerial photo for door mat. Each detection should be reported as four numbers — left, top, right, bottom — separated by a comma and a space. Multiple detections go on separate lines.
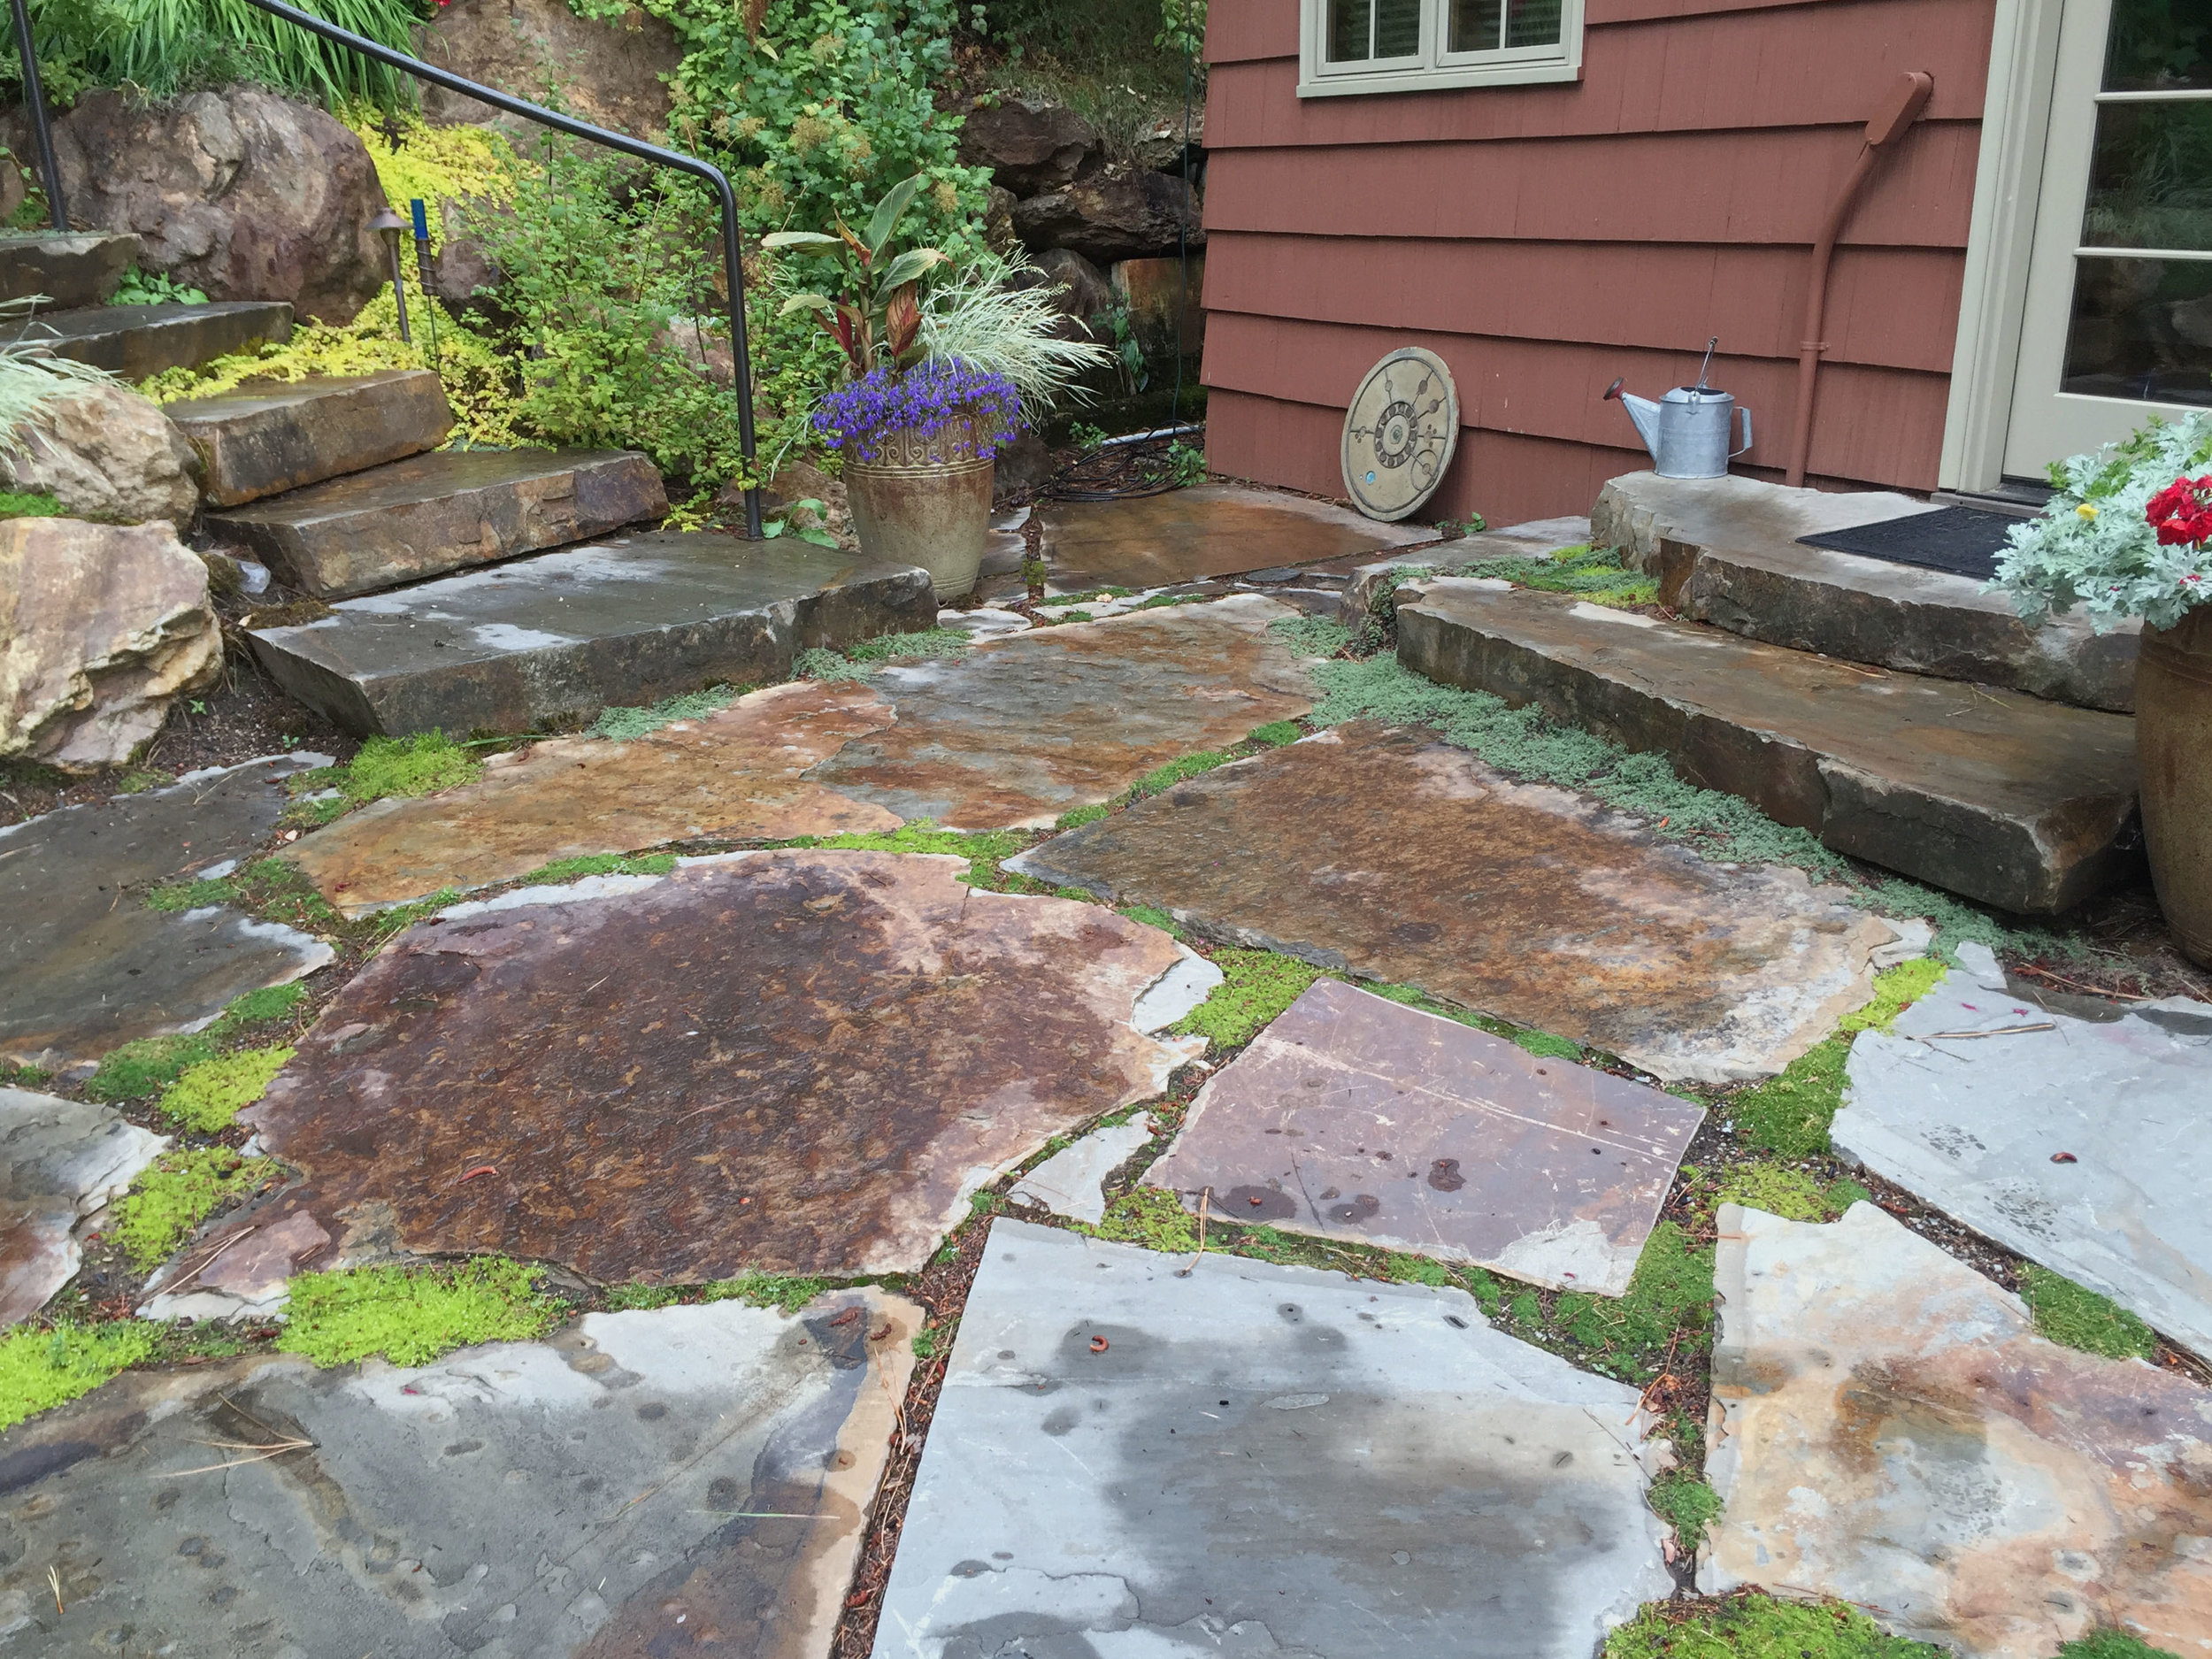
1796, 505, 2020, 581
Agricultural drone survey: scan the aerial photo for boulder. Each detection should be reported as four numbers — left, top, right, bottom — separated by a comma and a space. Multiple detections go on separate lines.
984, 184, 1020, 257
1013, 171, 1202, 265
959, 97, 1102, 194
18, 88, 386, 323
1021, 246, 1112, 340
0, 518, 221, 771
1134, 108, 1204, 173
1111, 253, 1204, 359
415, 0, 683, 139
3, 381, 200, 526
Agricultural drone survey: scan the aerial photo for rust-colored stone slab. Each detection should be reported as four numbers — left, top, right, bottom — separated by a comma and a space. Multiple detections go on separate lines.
1007, 724, 1893, 1083
1040, 482, 1432, 591
1147, 978, 1703, 1293
288, 680, 902, 915
1703, 1202, 2212, 1659
805, 594, 1315, 829
241, 852, 1200, 1279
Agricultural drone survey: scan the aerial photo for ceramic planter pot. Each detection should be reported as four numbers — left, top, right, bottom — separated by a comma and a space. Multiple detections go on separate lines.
843, 417, 996, 600
2137, 603, 2212, 966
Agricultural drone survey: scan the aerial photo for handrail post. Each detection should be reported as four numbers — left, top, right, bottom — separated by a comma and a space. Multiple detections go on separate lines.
7, 0, 69, 232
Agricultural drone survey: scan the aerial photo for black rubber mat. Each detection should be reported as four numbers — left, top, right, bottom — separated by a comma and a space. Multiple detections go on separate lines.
1795, 505, 2020, 580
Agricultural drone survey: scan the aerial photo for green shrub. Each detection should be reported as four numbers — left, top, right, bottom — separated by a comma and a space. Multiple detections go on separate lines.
278, 1258, 563, 1368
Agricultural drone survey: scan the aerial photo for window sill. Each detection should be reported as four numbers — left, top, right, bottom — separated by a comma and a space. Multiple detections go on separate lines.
1297, 59, 1580, 96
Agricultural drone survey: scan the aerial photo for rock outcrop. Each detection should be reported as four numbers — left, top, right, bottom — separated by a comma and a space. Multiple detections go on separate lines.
1013, 170, 1203, 265
415, 0, 683, 139
4, 381, 200, 526
960, 96, 1102, 194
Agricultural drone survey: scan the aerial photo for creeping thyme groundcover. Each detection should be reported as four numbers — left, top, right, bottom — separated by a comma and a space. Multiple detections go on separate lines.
811, 358, 1023, 462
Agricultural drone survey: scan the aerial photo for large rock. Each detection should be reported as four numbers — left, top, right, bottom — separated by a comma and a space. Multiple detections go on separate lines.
415, 0, 683, 139
0, 517, 220, 770
959, 96, 1102, 193
1013, 169, 1204, 264
1112, 252, 1203, 358
1025, 245, 1111, 337
26, 87, 386, 323
1, 380, 200, 526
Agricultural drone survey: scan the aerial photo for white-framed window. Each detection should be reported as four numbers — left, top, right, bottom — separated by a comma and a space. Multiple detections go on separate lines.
1298, 0, 1583, 96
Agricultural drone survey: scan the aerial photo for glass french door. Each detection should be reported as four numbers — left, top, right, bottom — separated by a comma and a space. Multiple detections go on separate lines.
2004, 0, 2212, 477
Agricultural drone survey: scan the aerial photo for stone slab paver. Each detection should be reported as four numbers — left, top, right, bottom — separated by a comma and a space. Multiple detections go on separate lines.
0, 1087, 168, 1326
1703, 1201, 2212, 1659
1146, 978, 1705, 1294
1039, 483, 1434, 592
803, 595, 1315, 829
1591, 471, 1940, 572
1009, 723, 1891, 1083
1337, 514, 1593, 625
286, 679, 902, 915
0, 230, 141, 309
872, 1217, 1671, 1659
3, 299, 292, 379
0, 1289, 918, 1657
165, 369, 455, 508
247, 533, 938, 738
1010, 1116, 1156, 1225
239, 852, 1203, 1281
1397, 579, 2139, 914
1834, 941, 2212, 1356
0, 755, 334, 1068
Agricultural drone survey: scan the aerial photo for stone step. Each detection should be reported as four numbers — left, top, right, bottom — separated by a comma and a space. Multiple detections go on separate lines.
1591, 470, 2137, 712
205, 448, 666, 599
244, 531, 937, 736
165, 371, 455, 508
0, 230, 142, 309
1, 300, 293, 379
1394, 580, 2140, 915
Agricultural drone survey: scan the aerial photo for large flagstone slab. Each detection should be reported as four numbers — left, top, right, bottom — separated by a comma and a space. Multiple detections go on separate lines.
1007, 724, 1893, 1082
0, 1087, 168, 1325
287, 679, 902, 916
1146, 978, 1704, 1294
0, 756, 335, 1068
239, 852, 1204, 1281
1833, 941, 2212, 1356
1702, 1202, 2212, 1659
1039, 483, 1434, 592
0, 1288, 918, 1656
872, 1217, 1671, 1659
803, 595, 1315, 829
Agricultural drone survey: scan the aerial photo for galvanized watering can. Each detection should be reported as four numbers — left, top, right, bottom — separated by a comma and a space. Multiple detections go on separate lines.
1604, 338, 1752, 480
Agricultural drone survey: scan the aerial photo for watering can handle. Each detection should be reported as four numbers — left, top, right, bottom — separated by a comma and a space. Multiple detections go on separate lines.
1732, 406, 1754, 457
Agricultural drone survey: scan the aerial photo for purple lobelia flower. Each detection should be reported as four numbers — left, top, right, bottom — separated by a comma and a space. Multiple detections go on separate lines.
812, 358, 1024, 464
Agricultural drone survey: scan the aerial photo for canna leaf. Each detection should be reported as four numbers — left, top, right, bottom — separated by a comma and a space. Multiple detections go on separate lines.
875, 247, 949, 295
778, 292, 839, 316
760, 231, 841, 250
864, 174, 926, 262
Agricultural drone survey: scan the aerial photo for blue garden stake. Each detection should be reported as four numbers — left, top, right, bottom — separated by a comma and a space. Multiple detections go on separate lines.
408, 197, 441, 371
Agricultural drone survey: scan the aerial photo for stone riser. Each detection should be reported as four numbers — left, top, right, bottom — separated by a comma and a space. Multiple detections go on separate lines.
4, 301, 294, 379
0, 231, 141, 309
166, 370, 455, 507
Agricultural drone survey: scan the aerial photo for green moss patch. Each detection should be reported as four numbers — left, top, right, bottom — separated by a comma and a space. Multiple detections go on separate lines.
0, 1321, 162, 1432
1702, 1161, 1870, 1224
2055, 1632, 2180, 1659
782, 821, 1033, 888
1248, 719, 1305, 748
1730, 960, 1947, 1156
1091, 1186, 1202, 1256
2019, 1266, 2157, 1361
1647, 1471, 1725, 1552
797, 629, 972, 680
702, 1271, 830, 1315
515, 852, 680, 886
294, 731, 480, 810
1171, 949, 1326, 1049
1457, 543, 1658, 610
277, 1257, 563, 1369
157, 1045, 294, 1133
0, 488, 62, 520
1267, 615, 1354, 658
588, 685, 741, 740
111, 1148, 278, 1272
1551, 1221, 1714, 1383
144, 875, 242, 912
1605, 1593, 1943, 1659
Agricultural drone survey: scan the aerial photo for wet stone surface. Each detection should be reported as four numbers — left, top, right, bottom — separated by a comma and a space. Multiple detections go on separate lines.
872, 1217, 1671, 1659
1703, 1202, 2212, 1659
1010, 724, 1891, 1083
287, 680, 902, 916
1146, 979, 1704, 1294
1037, 483, 1433, 592
0, 1087, 168, 1326
804, 595, 1315, 829
240, 852, 1202, 1280
1009, 1116, 1156, 1226
0, 1290, 918, 1658
0, 756, 335, 1068
1835, 941, 2212, 1356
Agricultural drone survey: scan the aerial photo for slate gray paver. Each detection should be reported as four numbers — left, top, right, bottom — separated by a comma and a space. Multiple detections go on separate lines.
872, 1217, 1671, 1659
1010, 1117, 1156, 1225
0, 1087, 168, 1325
1146, 979, 1704, 1294
0, 1290, 919, 1657
0, 755, 335, 1068
1703, 1202, 2212, 1658
1833, 941, 2212, 1356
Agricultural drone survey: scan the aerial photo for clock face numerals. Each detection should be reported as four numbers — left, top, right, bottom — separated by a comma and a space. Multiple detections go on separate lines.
1341, 349, 1460, 522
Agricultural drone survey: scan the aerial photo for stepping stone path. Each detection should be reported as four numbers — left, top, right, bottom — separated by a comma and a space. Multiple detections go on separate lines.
236, 853, 1205, 1282
1835, 941, 2212, 1356
1704, 1202, 2212, 1658
0, 756, 334, 1068
1037, 483, 1433, 593
875, 1217, 1672, 1659
1010, 1114, 1158, 1225
288, 679, 903, 916
1010, 723, 1893, 1082
0, 1088, 166, 1326
1146, 978, 1704, 1294
0, 1290, 918, 1655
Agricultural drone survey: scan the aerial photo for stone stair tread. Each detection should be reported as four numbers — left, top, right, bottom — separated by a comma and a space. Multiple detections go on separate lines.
1395, 579, 2139, 915
244, 530, 936, 736
205, 447, 667, 599
0, 300, 292, 379
0, 230, 142, 309
165, 370, 455, 507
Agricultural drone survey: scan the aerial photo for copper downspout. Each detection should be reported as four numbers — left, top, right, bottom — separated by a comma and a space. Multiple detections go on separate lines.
1786, 70, 1937, 488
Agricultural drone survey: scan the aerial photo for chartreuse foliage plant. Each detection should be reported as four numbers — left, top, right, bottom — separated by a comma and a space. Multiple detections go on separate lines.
341, 103, 519, 257
112, 1148, 279, 1271
0, 1320, 160, 1432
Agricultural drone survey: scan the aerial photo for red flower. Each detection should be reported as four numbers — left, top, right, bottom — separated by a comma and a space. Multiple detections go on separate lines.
2147, 473, 2212, 547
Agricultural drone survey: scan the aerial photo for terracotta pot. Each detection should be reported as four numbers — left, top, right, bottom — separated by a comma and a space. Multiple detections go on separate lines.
2137, 603, 2212, 966
842, 417, 995, 600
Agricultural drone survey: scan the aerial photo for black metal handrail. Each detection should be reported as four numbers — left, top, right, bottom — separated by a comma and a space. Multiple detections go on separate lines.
7, 0, 763, 535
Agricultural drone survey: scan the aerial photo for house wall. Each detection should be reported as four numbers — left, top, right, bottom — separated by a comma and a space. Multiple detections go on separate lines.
1200, 0, 1997, 525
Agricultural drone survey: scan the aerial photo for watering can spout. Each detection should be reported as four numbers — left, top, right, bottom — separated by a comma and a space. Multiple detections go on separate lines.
1604, 378, 1665, 461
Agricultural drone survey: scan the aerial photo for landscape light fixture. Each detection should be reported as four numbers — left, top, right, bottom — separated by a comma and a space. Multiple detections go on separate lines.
369, 207, 411, 344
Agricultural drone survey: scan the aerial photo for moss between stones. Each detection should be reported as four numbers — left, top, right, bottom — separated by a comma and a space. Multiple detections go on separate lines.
111, 1148, 279, 1272
1696, 1161, 1870, 1225
0, 488, 62, 519
157, 1045, 294, 1133
514, 852, 680, 887
796, 629, 973, 680
294, 731, 481, 811
588, 685, 741, 740
1170, 949, 1325, 1048
1604, 1593, 1944, 1659
1647, 1471, 1725, 1553
1457, 543, 1658, 610
1551, 1221, 1714, 1381
1729, 959, 1947, 1156
277, 1258, 564, 1369
1247, 720, 1304, 748
1268, 615, 1353, 658
2056, 1632, 2183, 1659
0, 1321, 163, 1433
2018, 1265, 2158, 1361
83, 984, 311, 1103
